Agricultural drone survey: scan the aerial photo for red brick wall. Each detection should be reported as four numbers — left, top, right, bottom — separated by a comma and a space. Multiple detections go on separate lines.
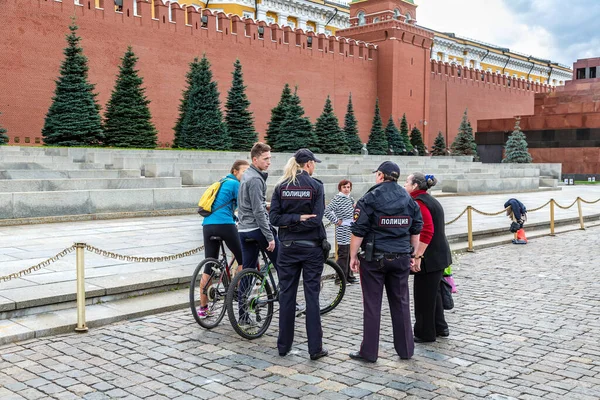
0, 0, 378, 146
428, 61, 552, 147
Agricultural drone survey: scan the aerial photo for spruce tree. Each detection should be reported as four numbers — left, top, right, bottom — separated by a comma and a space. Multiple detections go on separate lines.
42, 21, 103, 146
432, 131, 447, 156
314, 96, 348, 154
502, 117, 532, 163
173, 57, 201, 148
385, 115, 405, 154
103, 46, 157, 148
399, 114, 413, 154
366, 99, 388, 155
450, 109, 478, 159
410, 126, 426, 156
343, 93, 363, 154
225, 59, 257, 151
275, 88, 315, 152
179, 54, 231, 150
265, 83, 292, 150
0, 113, 8, 145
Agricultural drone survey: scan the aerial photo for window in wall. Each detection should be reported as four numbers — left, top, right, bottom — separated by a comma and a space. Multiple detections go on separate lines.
242, 11, 253, 19
357, 11, 365, 26
469, 60, 475, 68
576, 68, 586, 79
373, 17, 379, 23
394, 8, 401, 20
405, 12, 412, 22
590, 67, 597, 78
436, 52, 443, 61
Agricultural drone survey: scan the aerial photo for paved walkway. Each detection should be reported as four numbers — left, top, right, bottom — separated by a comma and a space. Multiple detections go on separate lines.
1, 227, 599, 399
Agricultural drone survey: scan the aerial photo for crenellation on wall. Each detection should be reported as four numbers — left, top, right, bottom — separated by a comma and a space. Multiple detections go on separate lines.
430, 60, 553, 95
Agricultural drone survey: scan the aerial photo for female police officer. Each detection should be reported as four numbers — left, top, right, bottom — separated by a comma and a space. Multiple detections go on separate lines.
269, 149, 329, 361
348, 161, 423, 362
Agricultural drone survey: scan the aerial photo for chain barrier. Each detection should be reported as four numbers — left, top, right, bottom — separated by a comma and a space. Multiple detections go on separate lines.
84, 244, 205, 263
471, 206, 510, 217
554, 199, 578, 210
527, 200, 552, 212
445, 207, 468, 225
0, 245, 77, 283
579, 197, 600, 205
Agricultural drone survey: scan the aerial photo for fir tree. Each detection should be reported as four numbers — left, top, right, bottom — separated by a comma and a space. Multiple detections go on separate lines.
314, 96, 348, 154
366, 99, 388, 155
398, 114, 413, 154
42, 21, 103, 146
385, 115, 404, 154
275, 88, 315, 152
0, 113, 8, 145
103, 46, 157, 148
265, 83, 292, 150
225, 59, 257, 151
179, 54, 231, 150
343, 93, 363, 154
173, 57, 201, 148
431, 131, 447, 156
450, 109, 478, 159
502, 117, 532, 163
410, 126, 426, 156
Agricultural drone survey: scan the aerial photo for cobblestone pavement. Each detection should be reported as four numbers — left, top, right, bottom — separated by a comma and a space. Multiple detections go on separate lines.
1, 227, 600, 400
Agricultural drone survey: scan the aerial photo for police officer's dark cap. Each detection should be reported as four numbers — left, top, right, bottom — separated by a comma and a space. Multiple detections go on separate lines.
373, 161, 400, 178
294, 149, 322, 163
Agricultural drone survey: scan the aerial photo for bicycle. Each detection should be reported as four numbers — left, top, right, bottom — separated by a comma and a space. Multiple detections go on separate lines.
226, 239, 346, 339
189, 236, 239, 329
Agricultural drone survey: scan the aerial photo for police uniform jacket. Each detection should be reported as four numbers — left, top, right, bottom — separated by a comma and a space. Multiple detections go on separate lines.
269, 171, 327, 242
351, 181, 423, 254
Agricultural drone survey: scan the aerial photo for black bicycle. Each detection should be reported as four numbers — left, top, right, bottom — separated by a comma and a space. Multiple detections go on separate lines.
189, 236, 238, 329
226, 239, 346, 339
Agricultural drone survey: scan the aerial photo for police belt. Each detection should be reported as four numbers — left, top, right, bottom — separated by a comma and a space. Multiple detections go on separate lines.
367, 252, 411, 261
281, 240, 321, 248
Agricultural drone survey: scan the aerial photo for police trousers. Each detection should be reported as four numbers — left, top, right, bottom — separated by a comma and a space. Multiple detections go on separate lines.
359, 254, 414, 361
277, 245, 324, 356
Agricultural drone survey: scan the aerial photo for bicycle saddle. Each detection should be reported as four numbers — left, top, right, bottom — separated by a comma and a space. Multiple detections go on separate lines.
244, 238, 258, 244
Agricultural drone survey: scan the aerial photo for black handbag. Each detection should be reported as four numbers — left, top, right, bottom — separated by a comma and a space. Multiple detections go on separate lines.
440, 279, 454, 310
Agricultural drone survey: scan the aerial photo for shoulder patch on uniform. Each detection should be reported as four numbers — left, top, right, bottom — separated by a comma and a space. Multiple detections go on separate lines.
378, 216, 411, 227
353, 207, 361, 221
280, 187, 313, 200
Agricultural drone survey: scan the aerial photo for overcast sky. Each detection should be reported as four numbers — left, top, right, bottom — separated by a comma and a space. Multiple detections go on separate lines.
416, 0, 600, 67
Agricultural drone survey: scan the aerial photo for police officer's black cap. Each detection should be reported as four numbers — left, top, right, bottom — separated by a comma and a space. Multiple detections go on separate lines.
373, 161, 400, 178
294, 149, 322, 163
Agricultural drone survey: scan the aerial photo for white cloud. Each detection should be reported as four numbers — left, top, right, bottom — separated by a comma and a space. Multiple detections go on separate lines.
416, 0, 600, 66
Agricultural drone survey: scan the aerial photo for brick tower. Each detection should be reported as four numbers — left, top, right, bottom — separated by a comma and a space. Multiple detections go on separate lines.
338, 0, 434, 144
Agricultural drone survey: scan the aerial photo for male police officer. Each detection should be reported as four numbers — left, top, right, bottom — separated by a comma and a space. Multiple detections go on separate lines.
348, 161, 423, 362
269, 149, 328, 360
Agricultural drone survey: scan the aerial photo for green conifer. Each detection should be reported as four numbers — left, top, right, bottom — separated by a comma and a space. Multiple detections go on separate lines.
385, 115, 405, 154
0, 113, 8, 145
42, 21, 103, 146
343, 93, 363, 154
502, 117, 532, 163
450, 109, 478, 159
410, 126, 426, 156
179, 54, 230, 150
432, 131, 447, 156
275, 88, 315, 152
366, 99, 388, 155
103, 46, 157, 148
399, 114, 413, 154
173, 57, 201, 148
314, 96, 348, 154
265, 84, 292, 150
225, 59, 257, 151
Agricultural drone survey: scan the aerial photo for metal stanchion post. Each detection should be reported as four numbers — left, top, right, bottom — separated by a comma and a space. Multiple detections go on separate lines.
550, 200, 555, 236
577, 197, 585, 230
75, 242, 88, 333
467, 206, 474, 252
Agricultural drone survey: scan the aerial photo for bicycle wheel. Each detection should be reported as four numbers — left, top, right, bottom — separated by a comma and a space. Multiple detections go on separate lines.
319, 259, 346, 314
226, 269, 274, 339
190, 258, 229, 329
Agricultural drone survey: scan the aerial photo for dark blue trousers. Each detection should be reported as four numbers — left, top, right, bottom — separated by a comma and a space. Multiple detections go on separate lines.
239, 227, 279, 271
277, 245, 324, 356
359, 255, 414, 361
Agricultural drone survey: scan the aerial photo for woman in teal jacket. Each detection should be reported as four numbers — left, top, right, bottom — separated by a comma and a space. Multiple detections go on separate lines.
198, 159, 249, 318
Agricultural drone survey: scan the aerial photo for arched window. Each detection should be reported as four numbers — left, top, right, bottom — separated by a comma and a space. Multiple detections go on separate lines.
373, 17, 379, 23
394, 8, 401, 20
357, 11, 366, 26
405, 12, 412, 22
